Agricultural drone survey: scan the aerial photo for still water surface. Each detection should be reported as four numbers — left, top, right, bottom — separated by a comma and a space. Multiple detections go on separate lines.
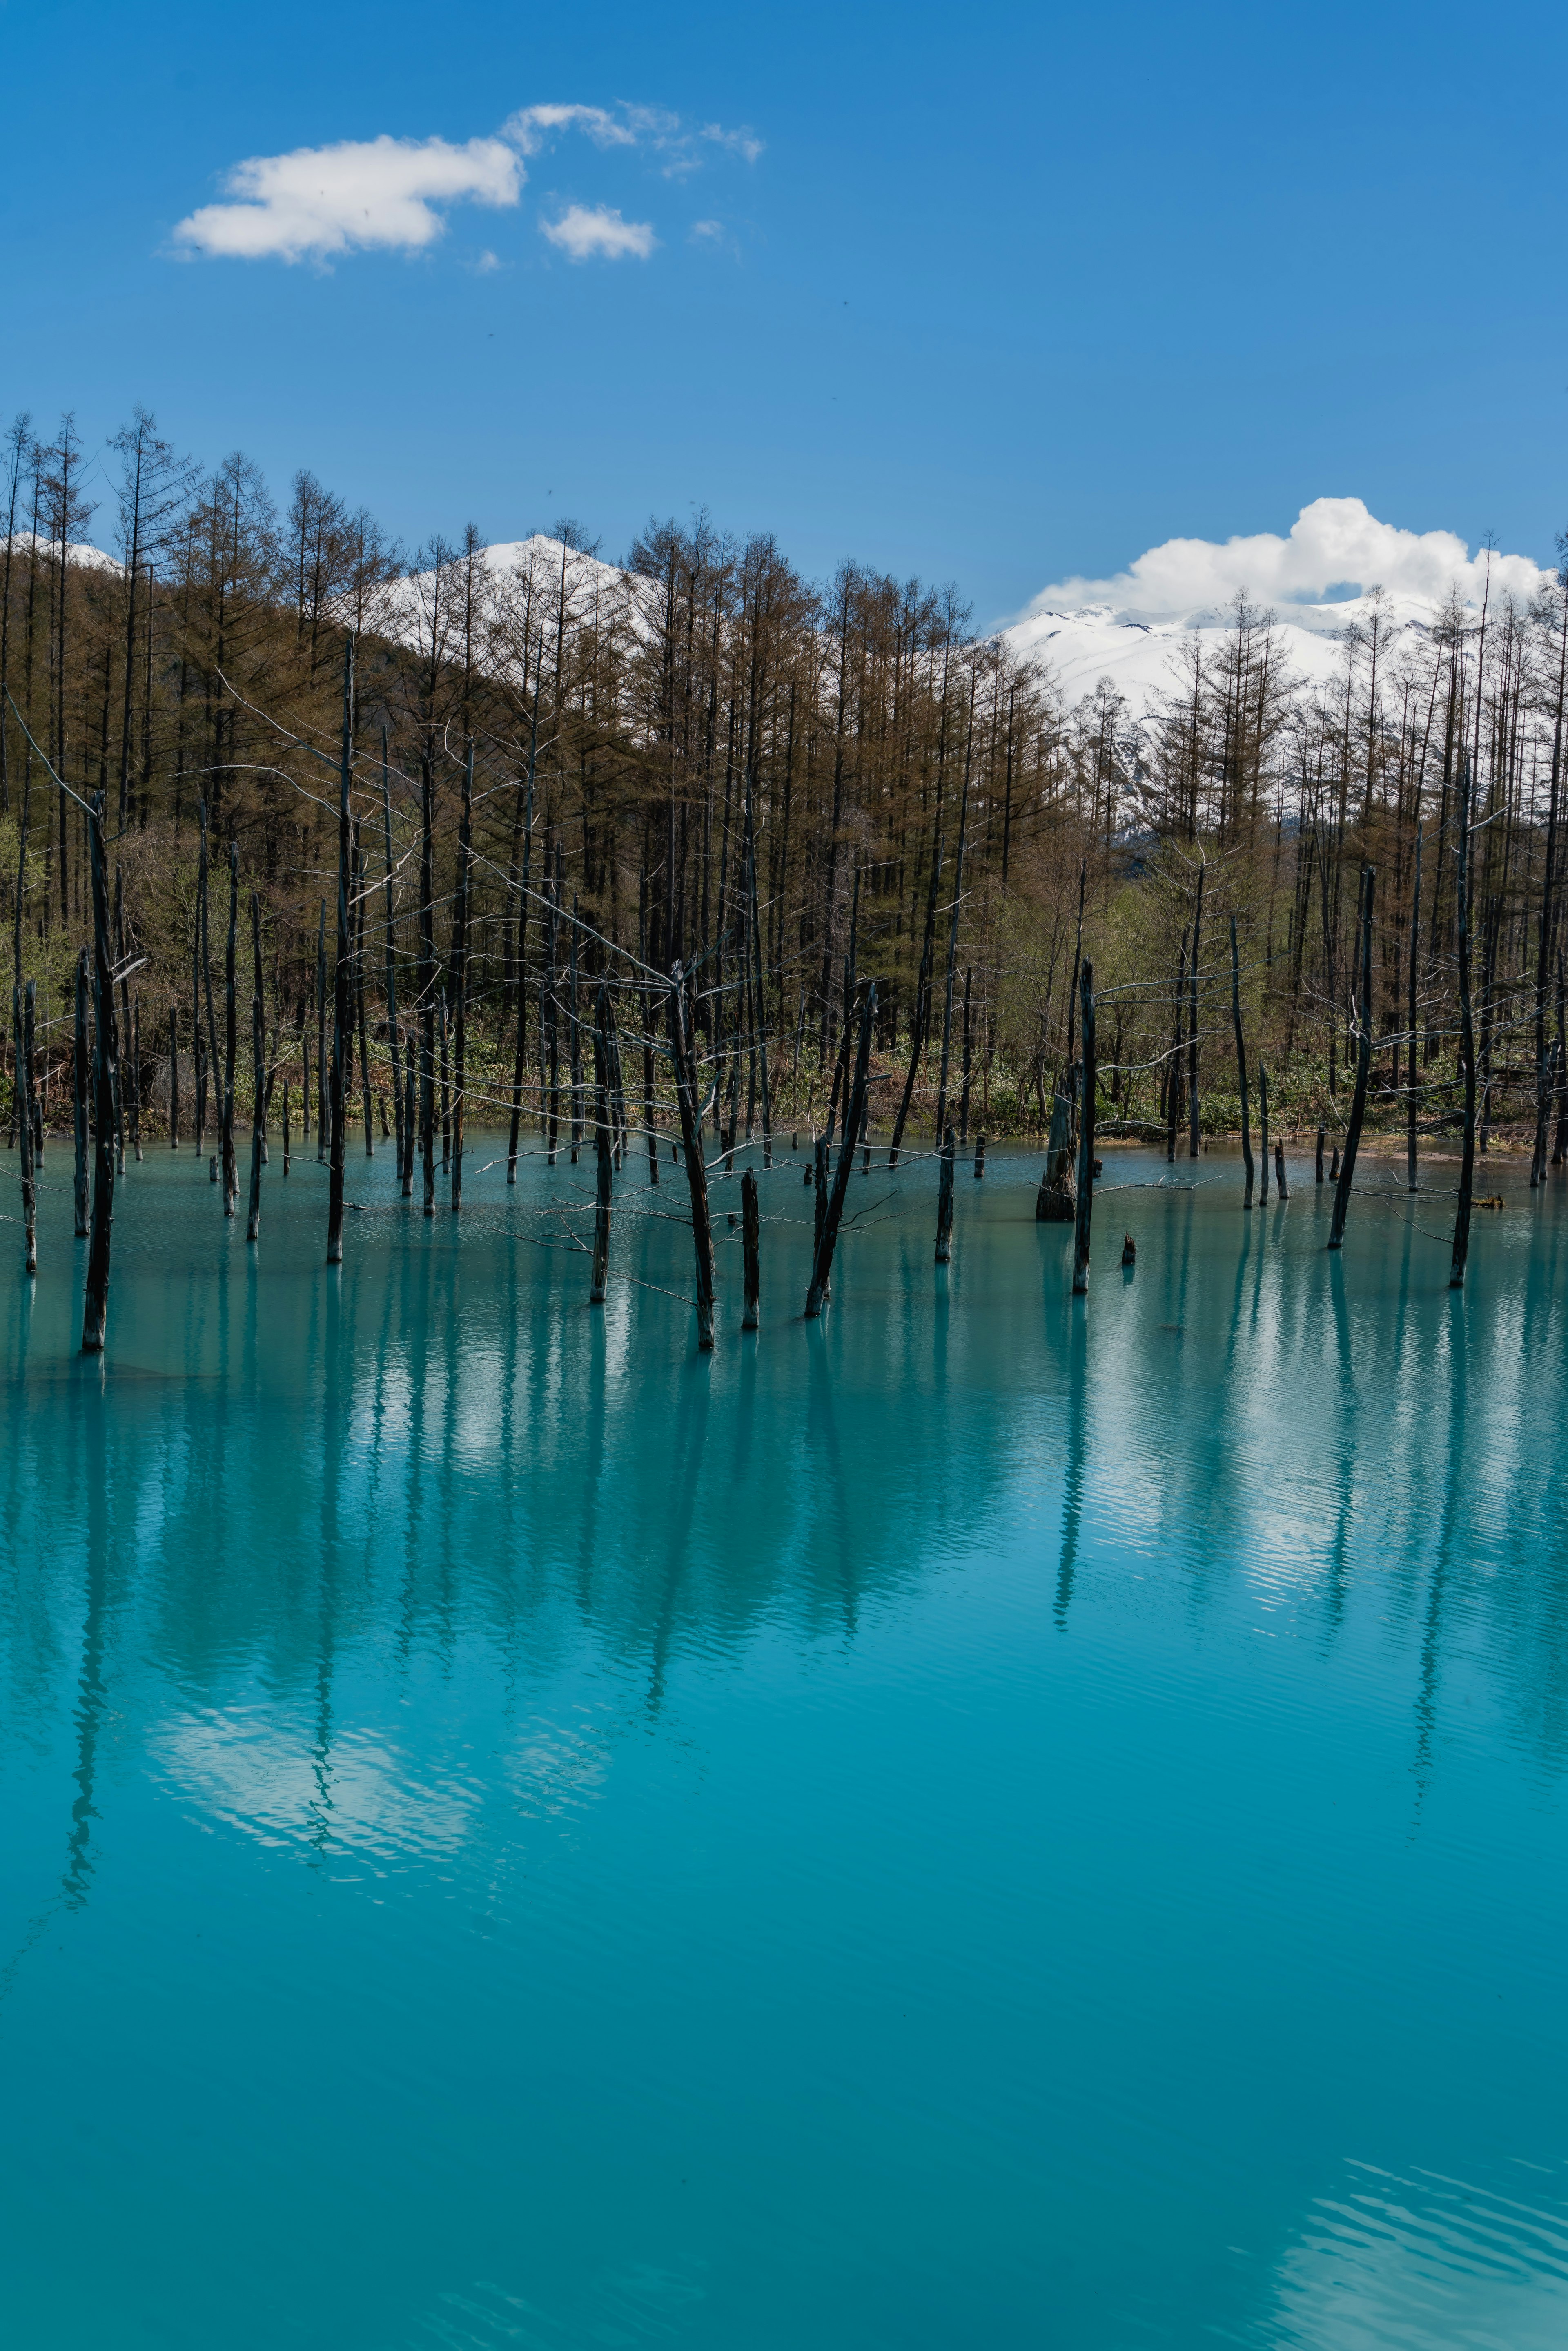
1, 1136, 1564, 2348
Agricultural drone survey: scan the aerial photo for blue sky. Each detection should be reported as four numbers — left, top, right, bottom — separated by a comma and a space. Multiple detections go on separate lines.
6, 0, 1568, 622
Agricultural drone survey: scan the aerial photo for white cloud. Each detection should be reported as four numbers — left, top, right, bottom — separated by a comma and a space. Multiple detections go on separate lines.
703, 123, 764, 164
689, 218, 724, 241
505, 100, 762, 177
1026, 496, 1550, 624
174, 101, 761, 269
174, 133, 521, 262
541, 204, 656, 262
503, 103, 637, 156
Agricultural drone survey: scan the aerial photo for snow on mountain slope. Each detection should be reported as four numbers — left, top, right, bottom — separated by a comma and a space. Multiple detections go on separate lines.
4, 531, 121, 573
1004, 592, 1421, 713
1002, 498, 1551, 718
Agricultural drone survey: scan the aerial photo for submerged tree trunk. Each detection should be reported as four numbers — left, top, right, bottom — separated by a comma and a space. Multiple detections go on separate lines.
506, 804, 533, 1184
222, 840, 238, 1214
1230, 913, 1253, 1210
327, 639, 353, 1266
128, 997, 142, 1163
380, 738, 404, 1189
1167, 927, 1187, 1164
935, 1124, 956, 1264
1408, 824, 1422, 1192
200, 804, 222, 1172
352, 827, 373, 1159
590, 983, 613, 1304
807, 981, 876, 1317
890, 816, 942, 1166
1036, 1086, 1075, 1221
1072, 960, 1096, 1295
1187, 864, 1204, 1158
74, 949, 89, 1237
15, 979, 35, 1275
450, 746, 472, 1210
82, 798, 117, 1352
668, 963, 716, 1350
316, 900, 328, 1161
246, 892, 265, 1242
192, 919, 205, 1156
419, 754, 436, 1218
1329, 865, 1375, 1252
1450, 775, 1478, 1288
934, 748, 973, 1144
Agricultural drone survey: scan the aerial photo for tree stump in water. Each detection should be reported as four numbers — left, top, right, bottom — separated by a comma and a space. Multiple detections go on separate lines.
935, 1127, 956, 1263
1036, 1087, 1075, 1221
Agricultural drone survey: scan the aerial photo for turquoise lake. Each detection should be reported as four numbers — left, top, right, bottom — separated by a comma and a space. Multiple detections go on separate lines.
1, 1132, 1564, 2348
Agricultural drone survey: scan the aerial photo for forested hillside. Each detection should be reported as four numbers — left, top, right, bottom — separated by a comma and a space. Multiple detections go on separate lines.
3, 405, 1564, 1160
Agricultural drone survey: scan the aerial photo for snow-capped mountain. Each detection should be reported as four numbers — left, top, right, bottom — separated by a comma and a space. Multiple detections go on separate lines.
1003, 591, 1436, 717
1000, 497, 1551, 720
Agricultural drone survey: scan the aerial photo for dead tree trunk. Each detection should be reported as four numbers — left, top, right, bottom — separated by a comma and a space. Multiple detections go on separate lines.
316, 901, 328, 1162
15, 979, 35, 1275
327, 638, 353, 1267
1329, 865, 1375, 1253
890, 821, 942, 1166
590, 983, 613, 1304
1187, 863, 1204, 1157
1230, 913, 1254, 1210
1072, 960, 1096, 1295
1450, 777, 1478, 1288
379, 738, 404, 1190
222, 840, 238, 1214
506, 807, 534, 1186
192, 920, 205, 1155
246, 892, 265, 1242
82, 797, 117, 1352
1036, 1086, 1075, 1221
1167, 927, 1187, 1164
545, 865, 561, 1165
199, 804, 222, 1174
935, 1124, 956, 1264
419, 754, 436, 1217
806, 981, 876, 1317
1408, 823, 1422, 1192
74, 949, 89, 1237
351, 826, 372, 1159
128, 997, 142, 1164
450, 743, 472, 1210
668, 962, 717, 1350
